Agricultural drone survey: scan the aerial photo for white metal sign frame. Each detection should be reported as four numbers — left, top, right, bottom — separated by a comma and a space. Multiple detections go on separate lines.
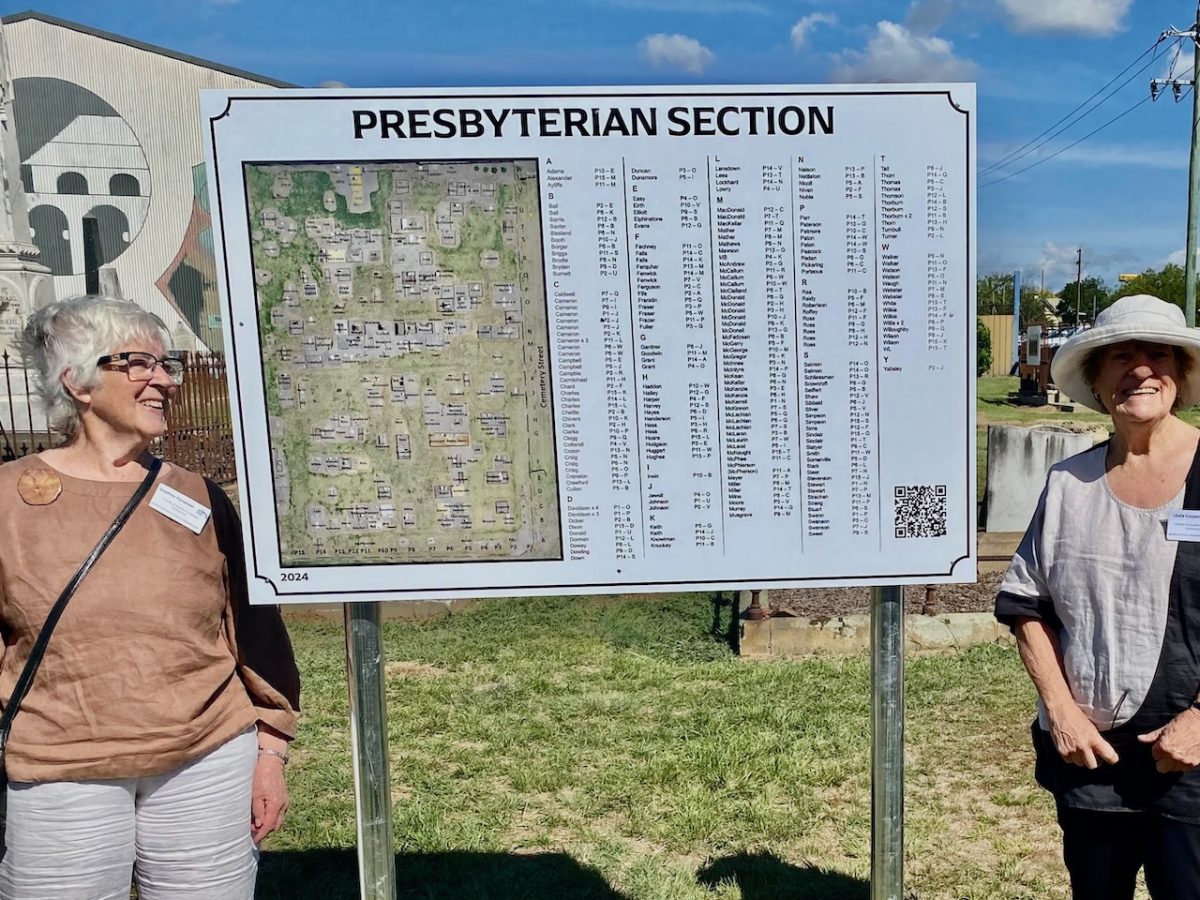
201, 84, 977, 606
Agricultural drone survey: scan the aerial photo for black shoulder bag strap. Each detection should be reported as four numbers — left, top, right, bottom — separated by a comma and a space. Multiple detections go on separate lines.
0, 456, 162, 754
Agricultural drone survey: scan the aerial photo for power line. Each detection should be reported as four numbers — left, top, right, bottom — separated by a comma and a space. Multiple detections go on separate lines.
1165, 34, 1186, 81
981, 36, 1173, 178
981, 37, 1167, 176
980, 94, 1153, 188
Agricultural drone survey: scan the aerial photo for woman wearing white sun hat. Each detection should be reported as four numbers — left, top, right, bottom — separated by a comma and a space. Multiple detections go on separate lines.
997, 294, 1200, 898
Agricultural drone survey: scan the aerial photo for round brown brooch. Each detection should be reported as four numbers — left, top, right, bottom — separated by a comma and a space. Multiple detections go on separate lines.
17, 468, 62, 506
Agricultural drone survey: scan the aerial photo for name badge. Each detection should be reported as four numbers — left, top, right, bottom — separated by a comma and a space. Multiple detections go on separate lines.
150, 484, 212, 534
1167, 510, 1200, 542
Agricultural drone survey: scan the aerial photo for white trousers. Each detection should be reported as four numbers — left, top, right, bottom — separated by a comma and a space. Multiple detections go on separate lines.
0, 729, 258, 900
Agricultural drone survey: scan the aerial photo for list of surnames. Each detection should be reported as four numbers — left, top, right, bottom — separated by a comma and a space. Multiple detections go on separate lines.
548, 145, 961, 566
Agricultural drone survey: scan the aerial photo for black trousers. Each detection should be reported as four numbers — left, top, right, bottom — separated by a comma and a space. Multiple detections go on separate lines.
1058, 806, 1200, 899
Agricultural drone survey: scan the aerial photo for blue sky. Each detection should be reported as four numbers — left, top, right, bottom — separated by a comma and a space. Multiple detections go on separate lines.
16, 0, 1198, 294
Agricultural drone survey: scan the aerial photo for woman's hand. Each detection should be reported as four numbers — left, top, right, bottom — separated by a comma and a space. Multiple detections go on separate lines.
1015, 618, 1118, 769
1138, 707, 1200, 773
252, 730, 291, 844
1047, 702, 1119, 769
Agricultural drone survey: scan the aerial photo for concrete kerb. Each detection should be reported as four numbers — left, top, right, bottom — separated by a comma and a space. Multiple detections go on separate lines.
738, 611, 1013, 659
221, 482, 1014, 649
280, 597, 1014, 654
278, 599, 1015, 650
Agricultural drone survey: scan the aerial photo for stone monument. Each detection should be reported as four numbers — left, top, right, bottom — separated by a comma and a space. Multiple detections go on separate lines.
0, 19, 54, 455
984, 423, 1103, 532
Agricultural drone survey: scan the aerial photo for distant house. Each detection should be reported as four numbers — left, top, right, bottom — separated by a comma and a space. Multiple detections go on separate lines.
3, 10, 290, 350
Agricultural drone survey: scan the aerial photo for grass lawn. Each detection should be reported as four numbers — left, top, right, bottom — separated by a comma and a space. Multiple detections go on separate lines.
259, 595, 1079, 900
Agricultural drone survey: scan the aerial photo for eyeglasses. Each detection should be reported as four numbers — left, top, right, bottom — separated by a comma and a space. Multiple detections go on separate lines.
96, 351, 186, 385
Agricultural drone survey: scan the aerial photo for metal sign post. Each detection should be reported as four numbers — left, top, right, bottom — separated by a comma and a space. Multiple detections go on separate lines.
344, 602, 398, 900
871, 585, 905, 900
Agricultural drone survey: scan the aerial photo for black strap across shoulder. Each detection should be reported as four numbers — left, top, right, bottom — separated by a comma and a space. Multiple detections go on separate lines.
0, 456, 162, 750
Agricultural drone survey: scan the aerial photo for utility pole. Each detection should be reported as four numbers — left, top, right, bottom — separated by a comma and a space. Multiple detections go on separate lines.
1075, 247, 1083, 327
1185, 4, 1200, 327
1155, 4, 1200, 325
1011, 271, 1021, 373
1011, 269, 1022, 374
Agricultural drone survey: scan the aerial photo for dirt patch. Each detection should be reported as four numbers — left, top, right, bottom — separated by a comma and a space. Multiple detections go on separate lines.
384, 661, 447, 679
770, 571, 1005, 618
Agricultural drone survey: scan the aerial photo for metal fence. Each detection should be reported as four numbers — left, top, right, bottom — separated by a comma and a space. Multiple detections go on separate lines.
0, 349, 237, 484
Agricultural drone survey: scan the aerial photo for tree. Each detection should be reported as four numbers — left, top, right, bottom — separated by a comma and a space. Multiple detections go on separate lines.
977, 318, 992, 377
977, 272, 1014, 315
1056, 277, 1110, 326
1110, 263, 1185, 309
977, 273, 1053, 326
1020, 287, 1057, 327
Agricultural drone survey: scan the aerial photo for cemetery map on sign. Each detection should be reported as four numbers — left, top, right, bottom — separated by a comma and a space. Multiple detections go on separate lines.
244, 159, 562, 566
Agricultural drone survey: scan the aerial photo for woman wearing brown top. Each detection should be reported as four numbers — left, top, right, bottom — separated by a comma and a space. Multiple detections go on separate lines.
0, 296, 300, 899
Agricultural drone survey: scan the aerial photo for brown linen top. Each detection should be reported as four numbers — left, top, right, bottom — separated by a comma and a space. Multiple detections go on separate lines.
0, 454, 300, 782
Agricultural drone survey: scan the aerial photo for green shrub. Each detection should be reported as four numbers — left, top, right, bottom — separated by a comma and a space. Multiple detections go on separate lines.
977, 318, 992, 377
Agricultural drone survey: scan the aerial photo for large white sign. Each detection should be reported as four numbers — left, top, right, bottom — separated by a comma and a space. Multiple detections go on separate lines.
202, 85, 976, 603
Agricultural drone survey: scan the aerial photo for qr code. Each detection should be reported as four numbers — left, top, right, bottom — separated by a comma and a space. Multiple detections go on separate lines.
893, 485, 947, 538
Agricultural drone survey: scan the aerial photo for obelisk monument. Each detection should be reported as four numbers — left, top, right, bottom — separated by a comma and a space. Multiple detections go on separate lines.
0, 18, 53, 453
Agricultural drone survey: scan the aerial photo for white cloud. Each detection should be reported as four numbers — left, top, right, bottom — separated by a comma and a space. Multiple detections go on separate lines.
981, 141, 1188, 172
791, 13, 837, 50
830, 21, 976, 83
1166, 248, 1187, 267
1033, 242, 1128, 288
602, 0, 770, 12
905, 0, 958, 34
317, 80, 349, 89
639, 34, 716, 75
1030, 243, 1082, 288
998, 0, 1131, 36
1050, 144, 1188, 169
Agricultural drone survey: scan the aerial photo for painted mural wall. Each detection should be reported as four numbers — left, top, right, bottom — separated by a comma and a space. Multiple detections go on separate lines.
4, 14, 284, 350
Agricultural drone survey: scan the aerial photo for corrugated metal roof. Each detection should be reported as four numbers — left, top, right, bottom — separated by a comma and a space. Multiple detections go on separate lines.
40, 114, 139, 146
1, 10, 295, 88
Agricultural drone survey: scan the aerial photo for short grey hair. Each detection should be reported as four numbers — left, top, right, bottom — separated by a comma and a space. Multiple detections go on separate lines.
20, 295, 172, 436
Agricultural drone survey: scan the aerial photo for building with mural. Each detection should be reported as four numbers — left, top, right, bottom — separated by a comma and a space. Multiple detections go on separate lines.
2, 11, 289, 350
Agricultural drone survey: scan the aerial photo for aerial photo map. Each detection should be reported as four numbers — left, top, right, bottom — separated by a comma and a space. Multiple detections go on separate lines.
243, 159, 562, 566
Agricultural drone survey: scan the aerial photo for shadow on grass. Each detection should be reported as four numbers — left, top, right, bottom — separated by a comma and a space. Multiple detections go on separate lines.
697, 852, 870, 899
978, 395, 1018, 407
257, 848, 631, 899
711, 590, 739, 652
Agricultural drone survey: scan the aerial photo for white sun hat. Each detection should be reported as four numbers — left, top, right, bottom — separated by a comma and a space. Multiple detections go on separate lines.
1049, 294, 1200, 413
